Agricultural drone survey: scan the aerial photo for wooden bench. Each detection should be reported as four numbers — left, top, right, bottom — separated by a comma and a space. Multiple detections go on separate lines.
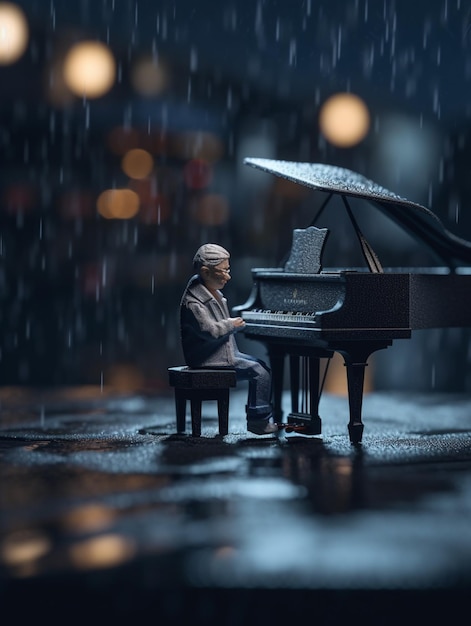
167, 366, 237, 436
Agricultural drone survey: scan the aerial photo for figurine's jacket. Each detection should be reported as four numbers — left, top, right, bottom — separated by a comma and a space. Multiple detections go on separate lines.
180, 275, 239, 368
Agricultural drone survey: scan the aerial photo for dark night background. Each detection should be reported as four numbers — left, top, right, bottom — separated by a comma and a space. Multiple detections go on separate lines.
2, 0, 471, 393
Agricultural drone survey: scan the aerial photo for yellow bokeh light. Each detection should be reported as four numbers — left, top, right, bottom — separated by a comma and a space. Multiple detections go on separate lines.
61, 505, 116, 532
63, 40, 116, 98
1, 529, 51, 566
121, 148, 154, 179
0, 2, 29, 65
131, 55, 168, 97
105, 363, 146, 391
319, 93, 370, 147
68, 534, 135, 570
97, 189, 140, 219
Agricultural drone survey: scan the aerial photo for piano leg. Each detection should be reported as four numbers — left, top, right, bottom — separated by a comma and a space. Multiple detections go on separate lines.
343, 361, 366, 444
268, 346, 285, 423
337, 340, 392, 444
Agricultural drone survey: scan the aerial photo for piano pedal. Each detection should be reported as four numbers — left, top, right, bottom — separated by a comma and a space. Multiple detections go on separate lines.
276, 423, 308, 433
286, 413, 322, 435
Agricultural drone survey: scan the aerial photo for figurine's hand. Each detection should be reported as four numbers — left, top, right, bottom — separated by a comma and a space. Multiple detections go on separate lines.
230, 316, 246, 328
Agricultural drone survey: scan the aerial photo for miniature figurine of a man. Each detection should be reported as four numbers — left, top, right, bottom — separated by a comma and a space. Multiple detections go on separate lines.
180, 243, 277, 435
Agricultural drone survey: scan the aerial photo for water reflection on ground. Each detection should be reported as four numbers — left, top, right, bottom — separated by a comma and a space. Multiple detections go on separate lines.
1, 386, 471, 607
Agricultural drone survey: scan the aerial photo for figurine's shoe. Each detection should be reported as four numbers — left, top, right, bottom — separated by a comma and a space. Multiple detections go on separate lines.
247, 418, 278, 435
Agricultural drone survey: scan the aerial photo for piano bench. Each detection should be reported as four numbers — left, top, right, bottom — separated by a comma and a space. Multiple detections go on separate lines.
167, 366, 237, 437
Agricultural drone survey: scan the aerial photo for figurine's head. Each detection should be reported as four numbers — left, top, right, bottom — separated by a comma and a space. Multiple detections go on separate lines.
193, 243, 231, 291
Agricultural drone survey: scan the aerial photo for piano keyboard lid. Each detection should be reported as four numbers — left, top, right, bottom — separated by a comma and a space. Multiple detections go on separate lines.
244, 158, 471, 271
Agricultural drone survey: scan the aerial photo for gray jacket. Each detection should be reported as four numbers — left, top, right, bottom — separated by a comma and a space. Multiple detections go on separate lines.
180, 275, 240, 368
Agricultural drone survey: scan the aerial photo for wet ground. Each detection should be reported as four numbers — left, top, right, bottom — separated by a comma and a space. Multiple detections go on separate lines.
1, 385, 471, 624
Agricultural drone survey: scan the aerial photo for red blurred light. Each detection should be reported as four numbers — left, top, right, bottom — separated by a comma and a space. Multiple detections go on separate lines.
183, 159, 212, 190
3, 184, 36, 214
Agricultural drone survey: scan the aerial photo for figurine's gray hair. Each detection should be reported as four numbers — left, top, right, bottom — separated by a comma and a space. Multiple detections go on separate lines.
193, 243, 230, 269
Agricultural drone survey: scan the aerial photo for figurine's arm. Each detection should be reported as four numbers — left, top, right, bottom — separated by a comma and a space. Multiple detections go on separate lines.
183, 301, 243, 340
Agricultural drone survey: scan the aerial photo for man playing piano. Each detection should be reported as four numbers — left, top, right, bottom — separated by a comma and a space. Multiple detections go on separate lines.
180, 243, 277, 435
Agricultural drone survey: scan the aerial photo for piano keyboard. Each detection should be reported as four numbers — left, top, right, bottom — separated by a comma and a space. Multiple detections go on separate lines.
242, 309, 319, 327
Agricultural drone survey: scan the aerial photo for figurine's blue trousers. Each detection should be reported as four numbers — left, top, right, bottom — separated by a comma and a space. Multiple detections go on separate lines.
231, 352, 272, 421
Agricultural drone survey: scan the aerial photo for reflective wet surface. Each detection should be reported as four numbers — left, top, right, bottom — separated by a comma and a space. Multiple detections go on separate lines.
1, 386, 471, 623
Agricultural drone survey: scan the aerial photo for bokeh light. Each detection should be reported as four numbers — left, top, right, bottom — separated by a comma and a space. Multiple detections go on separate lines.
68, 534, 135, 570
184, 158, 213, 189
0, 2, 28, 65
319, 93, 370, 147
104, 363, 146, 390
370, 113, 441, 201
191, 193, 229, 225
131, 54, 168, 96
2, 182, 36, 214
121, 148, 154, 179
97, 188, 140, 219
60, 505, 116, 533
1, 529, 51, 567
63, 40, 116, 98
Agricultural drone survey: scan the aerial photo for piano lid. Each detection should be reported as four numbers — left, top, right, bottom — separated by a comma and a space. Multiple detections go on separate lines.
244, 158, 471, 270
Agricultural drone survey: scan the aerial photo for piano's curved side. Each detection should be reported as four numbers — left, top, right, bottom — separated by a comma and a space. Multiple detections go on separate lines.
244, 158, 471, 270
371, 199, 471, 270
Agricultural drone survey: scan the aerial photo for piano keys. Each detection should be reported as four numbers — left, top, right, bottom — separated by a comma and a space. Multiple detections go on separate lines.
233, 158, 471, 444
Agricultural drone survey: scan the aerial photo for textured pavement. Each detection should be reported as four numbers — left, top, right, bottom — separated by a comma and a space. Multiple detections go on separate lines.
1, 385, 471, 623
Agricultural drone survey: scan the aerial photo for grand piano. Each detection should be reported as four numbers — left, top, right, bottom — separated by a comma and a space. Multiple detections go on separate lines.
233, 158, 471, 444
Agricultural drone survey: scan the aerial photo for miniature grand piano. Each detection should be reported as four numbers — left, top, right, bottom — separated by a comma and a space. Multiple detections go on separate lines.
233, 158, 471, 443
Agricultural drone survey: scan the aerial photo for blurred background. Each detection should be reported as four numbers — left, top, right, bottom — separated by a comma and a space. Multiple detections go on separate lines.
1, 0, 471, 394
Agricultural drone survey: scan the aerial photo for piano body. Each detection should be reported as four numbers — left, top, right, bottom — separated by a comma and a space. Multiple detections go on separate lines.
233, 158, 471, 444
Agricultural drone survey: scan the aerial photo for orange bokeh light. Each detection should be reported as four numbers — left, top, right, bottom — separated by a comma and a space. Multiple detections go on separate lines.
97, 189, 140, 219
63, 40, 116, 98
191, 193, 229, 226
121, 148, 154, 180
319, 93, 370, 147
